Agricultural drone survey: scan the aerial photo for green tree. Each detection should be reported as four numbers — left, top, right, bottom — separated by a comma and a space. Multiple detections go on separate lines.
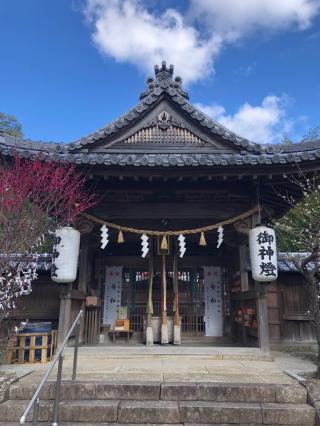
0, 112, 23, 138
274, 125, 320, 375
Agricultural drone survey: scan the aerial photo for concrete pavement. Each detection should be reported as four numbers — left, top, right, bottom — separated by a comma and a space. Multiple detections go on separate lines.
1, 346, 316, 385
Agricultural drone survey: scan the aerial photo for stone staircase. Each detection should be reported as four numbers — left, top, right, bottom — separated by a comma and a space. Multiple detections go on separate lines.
0, 380, 316, 425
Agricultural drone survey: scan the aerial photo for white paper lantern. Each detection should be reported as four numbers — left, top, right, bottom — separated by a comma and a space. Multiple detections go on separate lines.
249, 226, 278, 282
51, 227, 80, 283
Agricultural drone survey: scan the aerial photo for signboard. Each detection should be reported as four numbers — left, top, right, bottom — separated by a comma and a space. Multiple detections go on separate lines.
249, 226, 278, 282
103, 266, 122, 326
203, 266, 223, 337
118, 307, 128, 320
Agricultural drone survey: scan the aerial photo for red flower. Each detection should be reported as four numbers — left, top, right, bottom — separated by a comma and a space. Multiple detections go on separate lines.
0, 154, 96, 227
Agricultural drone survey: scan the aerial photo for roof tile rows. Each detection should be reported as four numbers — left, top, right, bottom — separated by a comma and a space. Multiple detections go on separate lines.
1, 135, 320, 168
1, 61, 320, 168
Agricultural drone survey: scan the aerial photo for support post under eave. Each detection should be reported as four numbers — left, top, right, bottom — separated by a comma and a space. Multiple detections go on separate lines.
57, 283, 72, 347
252, 212, 270, 353
77, 241, 90, 344
255, 281, 270, 353
234, 213, 271, 353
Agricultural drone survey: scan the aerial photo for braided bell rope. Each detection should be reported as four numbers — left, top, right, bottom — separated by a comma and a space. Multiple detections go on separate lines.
82, 205, 259, 236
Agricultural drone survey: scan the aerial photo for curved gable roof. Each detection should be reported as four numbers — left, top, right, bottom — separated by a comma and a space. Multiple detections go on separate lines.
67, 61, 263, 154
1, 61, 320, 170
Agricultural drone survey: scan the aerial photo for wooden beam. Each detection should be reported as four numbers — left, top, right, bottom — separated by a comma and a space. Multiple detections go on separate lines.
91, 202, 250, 220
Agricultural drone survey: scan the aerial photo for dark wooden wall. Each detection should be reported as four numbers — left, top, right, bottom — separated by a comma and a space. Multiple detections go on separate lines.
267, 273, 315, 343
267, 282, 281, 341
1, 274, 60, 338
12, 275, 60, 324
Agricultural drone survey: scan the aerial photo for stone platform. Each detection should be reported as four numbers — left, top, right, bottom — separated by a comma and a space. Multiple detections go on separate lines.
1, 346, 315, 384
0, 347, 317, 424
0, 380, 316, 424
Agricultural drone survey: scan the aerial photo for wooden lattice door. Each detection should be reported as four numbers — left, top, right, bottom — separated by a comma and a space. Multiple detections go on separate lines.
121, 267, 205, 336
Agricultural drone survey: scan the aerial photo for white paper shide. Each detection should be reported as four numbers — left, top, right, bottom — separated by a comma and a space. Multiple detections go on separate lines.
51, 227, 80, 283
249, 226, 278, 282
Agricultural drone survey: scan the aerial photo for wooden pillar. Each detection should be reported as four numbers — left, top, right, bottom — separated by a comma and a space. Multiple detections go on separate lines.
77, 240, 92, 343
238, 244, 249, 346
251, 213, 271, 353
57, 283, 72, 347
78, 242, 89, 293
239, 244, 249, 292
234, 214, 271, 352
255, 281, 270, 352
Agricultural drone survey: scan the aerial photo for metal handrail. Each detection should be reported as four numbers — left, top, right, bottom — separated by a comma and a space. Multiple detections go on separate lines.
20, 310, 83, 426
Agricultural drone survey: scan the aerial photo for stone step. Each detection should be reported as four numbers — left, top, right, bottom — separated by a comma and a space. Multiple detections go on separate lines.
0, 424, 316, 426
0, 399, 119, 423
180, 401, 316, 425
0, 399, 316, 424
0, 423, 182, 426
9, 380, 307, 403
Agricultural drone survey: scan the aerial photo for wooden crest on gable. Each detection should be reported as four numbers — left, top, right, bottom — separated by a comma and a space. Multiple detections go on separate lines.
121, 110, 205, 146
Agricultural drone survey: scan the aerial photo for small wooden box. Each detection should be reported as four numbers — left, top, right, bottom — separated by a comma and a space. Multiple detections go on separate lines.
114, 319, 130, 331
6, 330, 58, 364
86, 296, 99, 306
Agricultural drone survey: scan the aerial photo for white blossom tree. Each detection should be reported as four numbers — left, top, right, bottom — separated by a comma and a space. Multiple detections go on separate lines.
274, 173, 320, 375
0, 155, 95, 326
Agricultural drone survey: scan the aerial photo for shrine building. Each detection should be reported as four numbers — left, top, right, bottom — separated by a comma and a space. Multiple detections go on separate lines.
1, 62, 320, 350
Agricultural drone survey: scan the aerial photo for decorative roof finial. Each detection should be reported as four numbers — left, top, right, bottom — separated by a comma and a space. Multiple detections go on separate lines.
140, 61, 189, 100
154, 61, 174, 80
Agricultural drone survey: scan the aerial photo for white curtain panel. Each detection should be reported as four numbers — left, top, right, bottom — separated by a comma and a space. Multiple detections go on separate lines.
203, 266, 223, 337
103, 266, 123, 326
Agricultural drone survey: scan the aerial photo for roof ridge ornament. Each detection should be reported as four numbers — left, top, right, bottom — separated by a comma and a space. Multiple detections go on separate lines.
140, 61, 189, 100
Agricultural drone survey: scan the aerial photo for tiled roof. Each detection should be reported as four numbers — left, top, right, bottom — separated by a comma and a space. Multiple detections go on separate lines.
1, 132, 320, 167
1, 61, 320, 168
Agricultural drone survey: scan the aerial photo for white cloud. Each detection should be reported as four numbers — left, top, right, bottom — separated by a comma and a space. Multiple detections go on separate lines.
195, 96, 292, 144
84, 0, 222, 83
83, 0, 320, 84
190, 0, 320, 40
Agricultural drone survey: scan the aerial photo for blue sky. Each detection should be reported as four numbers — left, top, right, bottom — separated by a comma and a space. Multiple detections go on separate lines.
0, 0, 320, 144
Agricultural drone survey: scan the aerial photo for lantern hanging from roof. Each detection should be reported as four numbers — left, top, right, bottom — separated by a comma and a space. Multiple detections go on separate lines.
249, 226, 278, 282
51, 227, 80, 283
